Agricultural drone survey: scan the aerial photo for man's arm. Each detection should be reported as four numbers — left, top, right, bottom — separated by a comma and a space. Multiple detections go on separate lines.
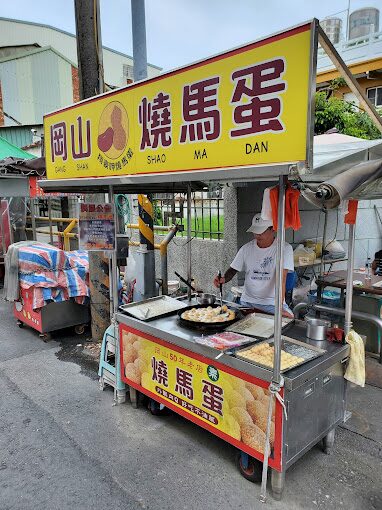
224, 267, 238, 283
282, 269, 288, 302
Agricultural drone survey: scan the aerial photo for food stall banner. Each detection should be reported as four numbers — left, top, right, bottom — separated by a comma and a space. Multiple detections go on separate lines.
44, 22, 315, 180
120, 325, 283, 470
79, 202, 115, 251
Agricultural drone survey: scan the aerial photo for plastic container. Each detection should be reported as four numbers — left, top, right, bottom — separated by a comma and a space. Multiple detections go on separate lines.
168, 280, 180, 294
365, 258, 372, 284
293, 244, 316, 266
305, 238, 323, 258
308, 290, 341, 308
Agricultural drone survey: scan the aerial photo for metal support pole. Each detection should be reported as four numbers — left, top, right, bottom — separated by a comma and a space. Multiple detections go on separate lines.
344, 223, 356, 334
260, 174, 286, 503
0, 199, 6, 256
187, 184, 192, 301
108, 186, 119, 320
131, 1, 156, 301
319, 207, 328, 280
131, 0, 148, 82
108, 186, 125, 404
273, 175, 287, 384
160, 225, 179, 296
47, 197, 54, 245
30, 198, 37, 241
136, 194, 156, 299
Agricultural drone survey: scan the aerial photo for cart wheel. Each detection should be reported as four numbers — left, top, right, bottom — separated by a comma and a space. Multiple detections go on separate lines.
16, 320, 24, 328
148, 399, 172, 416
99, 376, 105, 391
236, 451, 263, 483
39, 332, 52, 342
74, 324, 86, 335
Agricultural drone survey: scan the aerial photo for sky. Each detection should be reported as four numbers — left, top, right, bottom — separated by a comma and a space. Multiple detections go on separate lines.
0, 0, 381, 70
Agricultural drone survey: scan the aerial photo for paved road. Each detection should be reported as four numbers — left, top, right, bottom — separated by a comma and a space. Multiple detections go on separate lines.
0, 297, 381, 510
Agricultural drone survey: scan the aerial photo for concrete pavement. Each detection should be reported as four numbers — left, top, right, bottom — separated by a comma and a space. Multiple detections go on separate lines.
0, 296, 381, 510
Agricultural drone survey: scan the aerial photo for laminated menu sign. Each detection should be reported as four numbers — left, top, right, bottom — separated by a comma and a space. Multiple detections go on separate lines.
120, 324, 283, 469
79, 202, 115, 251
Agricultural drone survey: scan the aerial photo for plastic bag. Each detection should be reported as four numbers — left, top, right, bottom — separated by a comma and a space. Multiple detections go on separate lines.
123, 254, 137, 304
124, 254, 136, 284
293, 244, 315, 266
292, 284, 311, 306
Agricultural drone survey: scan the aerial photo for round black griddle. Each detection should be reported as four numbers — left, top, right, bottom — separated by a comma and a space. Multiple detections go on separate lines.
177, 304, 242, 331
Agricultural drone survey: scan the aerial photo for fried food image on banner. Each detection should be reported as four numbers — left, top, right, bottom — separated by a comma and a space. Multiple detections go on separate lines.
125, 362, 141, 384
121, 331, 277, 454
241, 423, 268, 454
230, 406, 253, 427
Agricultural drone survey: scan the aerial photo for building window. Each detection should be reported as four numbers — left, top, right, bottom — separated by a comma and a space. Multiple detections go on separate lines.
367, 86, 382, 107
123, 64, 134, 84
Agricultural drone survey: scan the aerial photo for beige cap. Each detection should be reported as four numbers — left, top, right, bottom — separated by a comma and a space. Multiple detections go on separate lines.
246, 214, 273, 234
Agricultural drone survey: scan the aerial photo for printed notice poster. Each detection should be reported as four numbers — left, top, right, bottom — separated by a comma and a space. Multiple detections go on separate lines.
79, 203, 115, 251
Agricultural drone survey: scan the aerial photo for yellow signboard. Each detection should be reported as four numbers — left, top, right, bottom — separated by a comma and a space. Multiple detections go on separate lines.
45, 22, 314, 180
120, 325, 283, 469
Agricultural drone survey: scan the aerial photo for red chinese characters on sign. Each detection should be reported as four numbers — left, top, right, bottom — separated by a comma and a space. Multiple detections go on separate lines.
151, 356, 169, 387
201, 380, 224, 416
71, 116, 91, 159
174, 368, 194, 400
230, 58, 286, 138
180, 77, 221, 143
50, 117, 92, 163
138, 92, 172, 150
50, 122, 68, 162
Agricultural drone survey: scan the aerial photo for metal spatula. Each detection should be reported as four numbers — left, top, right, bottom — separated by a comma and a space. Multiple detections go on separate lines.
218, 270, 223, 308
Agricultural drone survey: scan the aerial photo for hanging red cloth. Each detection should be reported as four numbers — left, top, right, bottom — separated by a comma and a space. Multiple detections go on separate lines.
269, 184, 302, 231
344, 200, 358, 225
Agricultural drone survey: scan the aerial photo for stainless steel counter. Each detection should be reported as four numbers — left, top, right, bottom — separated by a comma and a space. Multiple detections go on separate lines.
116, 310, 349, 391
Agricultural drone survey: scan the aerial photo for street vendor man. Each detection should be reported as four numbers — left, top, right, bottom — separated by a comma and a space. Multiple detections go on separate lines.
213, 214, 294, 317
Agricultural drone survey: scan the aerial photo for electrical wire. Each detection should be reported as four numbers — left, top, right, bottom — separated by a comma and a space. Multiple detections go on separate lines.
323, 208, 339, 252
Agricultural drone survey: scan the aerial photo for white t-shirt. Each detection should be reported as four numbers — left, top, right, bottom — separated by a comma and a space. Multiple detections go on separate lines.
230, 239, 294, 306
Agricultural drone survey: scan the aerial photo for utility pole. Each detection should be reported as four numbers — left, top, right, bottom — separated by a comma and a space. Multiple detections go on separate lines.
131, 0, 156, 299
74, 0, 109, 342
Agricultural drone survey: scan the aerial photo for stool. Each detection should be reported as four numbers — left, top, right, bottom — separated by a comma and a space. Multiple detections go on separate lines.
98, 324, 127, 404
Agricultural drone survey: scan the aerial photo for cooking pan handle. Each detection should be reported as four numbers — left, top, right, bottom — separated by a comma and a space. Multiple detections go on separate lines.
174, 271, 196, 292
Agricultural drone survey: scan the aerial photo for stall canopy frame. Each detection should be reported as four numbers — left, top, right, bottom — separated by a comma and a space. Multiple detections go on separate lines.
37, 19, 382, 501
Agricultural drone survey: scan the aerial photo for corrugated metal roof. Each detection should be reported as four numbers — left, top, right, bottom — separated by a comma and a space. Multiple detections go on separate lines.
0, 126, 35, 148
0, 16, 162, 70
0, 45, 76, 67
0, 135, 35, 159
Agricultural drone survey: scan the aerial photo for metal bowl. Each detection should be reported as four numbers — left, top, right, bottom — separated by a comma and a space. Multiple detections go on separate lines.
197, 293, 216, 305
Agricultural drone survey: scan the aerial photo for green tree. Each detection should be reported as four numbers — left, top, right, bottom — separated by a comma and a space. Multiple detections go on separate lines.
314, 91, 381, 140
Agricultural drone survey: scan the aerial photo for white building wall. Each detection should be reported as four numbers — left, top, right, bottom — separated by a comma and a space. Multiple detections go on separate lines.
0, 49, 73, 125
0, 17, 161, 87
